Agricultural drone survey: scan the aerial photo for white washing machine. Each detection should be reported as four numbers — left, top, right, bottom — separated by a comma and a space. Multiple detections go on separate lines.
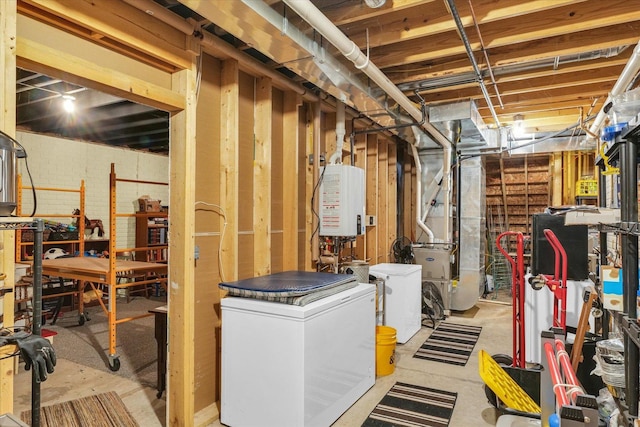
369, 263, 422, 343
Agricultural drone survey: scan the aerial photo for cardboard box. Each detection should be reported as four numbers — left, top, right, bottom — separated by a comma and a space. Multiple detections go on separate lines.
564, 208, 620, 225
601, 266, 623, 311
138, 196, 161, 212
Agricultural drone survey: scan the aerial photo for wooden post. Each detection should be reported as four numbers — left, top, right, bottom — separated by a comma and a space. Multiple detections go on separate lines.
377, 138, 388, 263
366, 134, 378, 263
254, 76, 272, 276
0, 0, 16, 414
219, 59, 239, 281
388, 143, 398, 258
499, 157, 510, 230
282, 92, 300, 270
168, 65, 197, 426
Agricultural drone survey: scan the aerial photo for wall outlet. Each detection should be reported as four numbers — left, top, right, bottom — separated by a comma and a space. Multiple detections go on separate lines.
366, 215, 376, 226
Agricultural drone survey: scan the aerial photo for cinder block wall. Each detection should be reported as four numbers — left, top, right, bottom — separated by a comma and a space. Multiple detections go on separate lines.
15, 131, 169, 250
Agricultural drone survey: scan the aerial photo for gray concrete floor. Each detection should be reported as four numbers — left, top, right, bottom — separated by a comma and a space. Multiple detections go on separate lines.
13, 299, 513, 426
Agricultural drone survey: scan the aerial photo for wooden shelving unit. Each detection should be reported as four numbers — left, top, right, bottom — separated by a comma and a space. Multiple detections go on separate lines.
135, 212, 168, 263
486, 154, 552, 235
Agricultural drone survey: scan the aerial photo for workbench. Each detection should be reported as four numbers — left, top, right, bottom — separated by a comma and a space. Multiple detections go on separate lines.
42, 256, 167, 371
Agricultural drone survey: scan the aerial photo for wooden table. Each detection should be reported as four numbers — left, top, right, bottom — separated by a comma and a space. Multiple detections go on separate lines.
42, 257, 167, 371
149, 305, 168, 398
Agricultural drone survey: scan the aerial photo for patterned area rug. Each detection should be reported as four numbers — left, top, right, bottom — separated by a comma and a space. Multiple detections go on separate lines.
414, 322, 482, 366
21, 391, 139, 427
362, 382, 457, 427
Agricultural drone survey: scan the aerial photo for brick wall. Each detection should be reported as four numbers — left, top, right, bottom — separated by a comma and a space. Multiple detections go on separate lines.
16, 131, 169, 249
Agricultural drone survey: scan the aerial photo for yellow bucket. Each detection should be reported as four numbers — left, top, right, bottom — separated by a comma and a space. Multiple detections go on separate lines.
376, 325, 397, 376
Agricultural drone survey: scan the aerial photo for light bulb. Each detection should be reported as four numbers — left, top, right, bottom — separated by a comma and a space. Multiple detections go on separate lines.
62, 95, 75, 113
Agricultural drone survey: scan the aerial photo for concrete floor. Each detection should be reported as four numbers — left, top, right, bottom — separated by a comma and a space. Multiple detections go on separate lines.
13, 299, 513, 426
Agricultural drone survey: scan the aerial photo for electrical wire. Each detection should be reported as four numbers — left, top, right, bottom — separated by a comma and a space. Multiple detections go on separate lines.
194, 201, 227, 282
309, 163, 327, 247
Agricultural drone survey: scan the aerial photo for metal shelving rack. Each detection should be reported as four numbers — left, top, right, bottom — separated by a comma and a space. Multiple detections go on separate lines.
0, 218, 44, 427
598, 118, 640, 424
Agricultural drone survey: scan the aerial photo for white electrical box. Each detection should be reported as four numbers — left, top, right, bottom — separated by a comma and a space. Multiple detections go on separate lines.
319, 164, 365, 236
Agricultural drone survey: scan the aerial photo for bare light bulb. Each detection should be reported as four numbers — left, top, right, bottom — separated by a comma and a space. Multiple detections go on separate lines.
62, 95, 75, 113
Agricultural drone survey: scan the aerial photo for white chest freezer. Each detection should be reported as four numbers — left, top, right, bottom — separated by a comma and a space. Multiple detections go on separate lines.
369, 263, 422, 343
221, 282, 376, 427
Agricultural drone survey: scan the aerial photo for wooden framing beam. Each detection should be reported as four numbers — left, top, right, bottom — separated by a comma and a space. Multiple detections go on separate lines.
254, 76, 272, 276
302, 104, 314, 270
19, 0, 193, 71
282, 91, 300, 270
0, 0, 17, 415
377, 139, 389, 264
168, 65, 197, 427
16, 38, 185, 112
220, 58, 239, 281
342, 0, 583, 49
388, 142, 398, 254
366, 134, 378, 263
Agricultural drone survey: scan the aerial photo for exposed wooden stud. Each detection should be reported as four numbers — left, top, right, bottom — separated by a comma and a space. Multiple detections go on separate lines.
302, 104, 315, 270
499, 157, 510, 230
366, 134, 378, 263
388, 142, 398, 255
254, 76, 272, 276
354, 132, 367, 260
377, 138, 388, 264
193, 53, 222, 412
282, 91, 300, 270
168, 65, 197, 426
0, 0, 17, 414
219, 58, 239, 280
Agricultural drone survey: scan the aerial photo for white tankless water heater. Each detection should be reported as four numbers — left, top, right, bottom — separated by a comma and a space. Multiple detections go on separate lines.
319, 164, 365, 237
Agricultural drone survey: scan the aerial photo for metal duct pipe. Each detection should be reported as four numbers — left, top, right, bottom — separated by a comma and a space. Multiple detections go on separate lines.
445, 0, 501, 128
122, 0, 318, 101
589, 40, 640, 138
329, 101, 346, 164
411, 127, 434, 243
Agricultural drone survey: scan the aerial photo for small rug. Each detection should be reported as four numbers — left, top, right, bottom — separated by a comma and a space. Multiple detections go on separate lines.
413, 322, 482, 366
21, 391, 139, 427
362, 382, 457, 427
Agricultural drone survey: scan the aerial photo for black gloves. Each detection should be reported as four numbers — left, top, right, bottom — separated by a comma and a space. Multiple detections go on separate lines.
2, 332, 57, 383
17, 335, 57, 382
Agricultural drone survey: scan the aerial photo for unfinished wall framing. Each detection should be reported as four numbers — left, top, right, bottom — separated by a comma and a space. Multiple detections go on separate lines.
4, 5, 410, 426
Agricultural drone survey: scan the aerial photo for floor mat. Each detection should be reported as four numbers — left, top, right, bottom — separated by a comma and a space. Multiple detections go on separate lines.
413, 322, 482, 366
21, 391, 139, 427
362, 382, 457, 427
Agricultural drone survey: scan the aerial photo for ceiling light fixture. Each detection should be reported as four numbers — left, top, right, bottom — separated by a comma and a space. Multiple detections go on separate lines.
512, 114, 525, 137
364, 0, 386, 8
62, 95, 75, 113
